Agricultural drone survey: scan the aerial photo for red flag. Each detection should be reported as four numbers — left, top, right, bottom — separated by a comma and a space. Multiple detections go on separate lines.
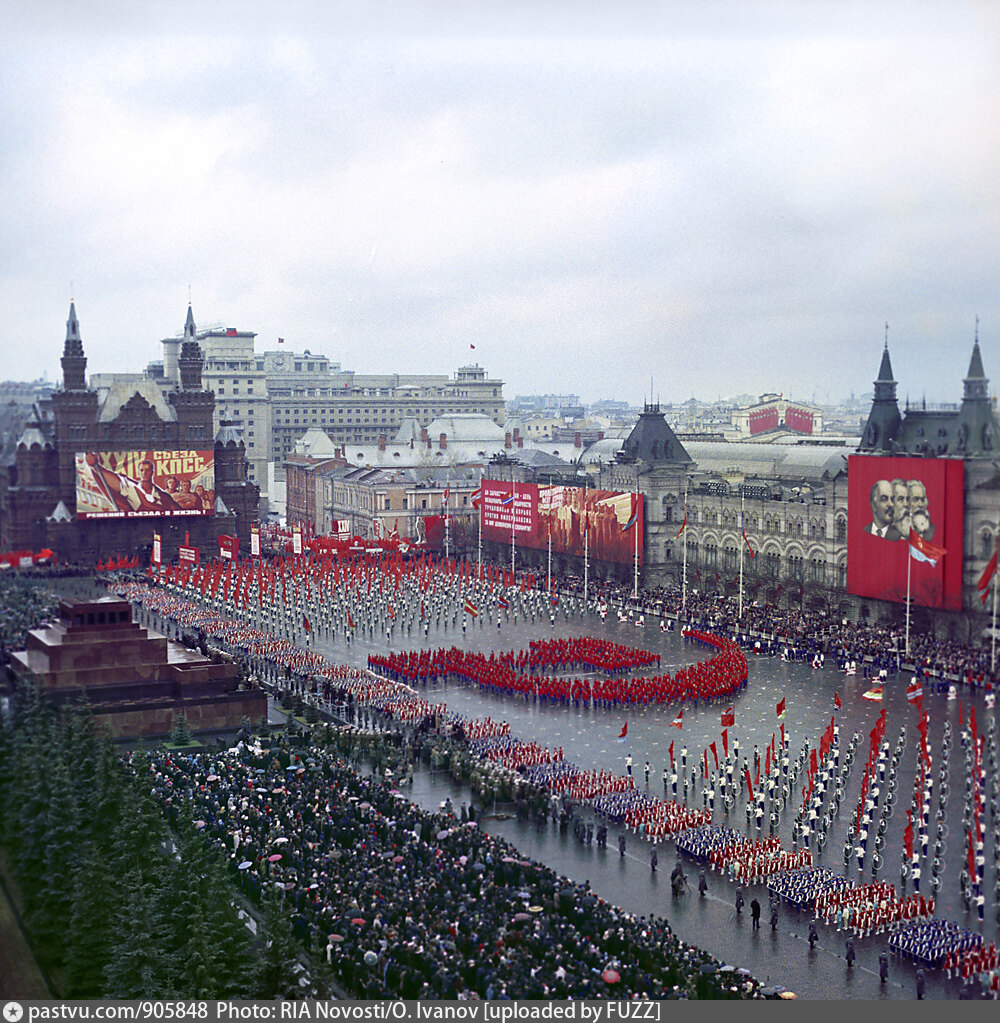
721, 707, 735, 727
709, 742, 719, 772
977, 541, 998, 604
302, 615, 311, 632
670, 709, 683, 729
834, 692, 842, 709
618, 722, 628, 740
907, 680, 923, 704
776, 698, 785, 720
721, 729, 729, 758
968, 829, 978, 885
347, 610, 356, 630
744, 767, 755, 803
764, 744, 771, 777
703, 748, 708, 776
668, 741, 674, 765
908, 527, 946, 567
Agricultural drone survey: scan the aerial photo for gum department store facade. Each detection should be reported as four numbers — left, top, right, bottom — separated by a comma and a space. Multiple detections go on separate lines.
485, 337, 1000, 642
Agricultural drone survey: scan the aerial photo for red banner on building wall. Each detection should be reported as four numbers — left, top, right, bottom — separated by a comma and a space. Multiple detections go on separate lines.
481, 481, 643, 566
847, 455, 964, 610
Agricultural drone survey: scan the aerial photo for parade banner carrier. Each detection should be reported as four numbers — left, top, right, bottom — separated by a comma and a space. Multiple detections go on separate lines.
847, 454, 964, 610
75, 450, 216, 518
481, 482, 643, 566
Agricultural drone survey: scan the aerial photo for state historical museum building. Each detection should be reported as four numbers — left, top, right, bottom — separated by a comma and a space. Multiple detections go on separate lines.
0, 303, 259, 564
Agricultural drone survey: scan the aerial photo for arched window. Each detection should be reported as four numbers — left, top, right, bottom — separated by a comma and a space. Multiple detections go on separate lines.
810, 557, 825, 584
764, 549, 780, 579
982, 531, 994, 558
723, 545, 737, 572
704, 543, 717, 569
788, 553, 803, 580
835, 516, 847, 542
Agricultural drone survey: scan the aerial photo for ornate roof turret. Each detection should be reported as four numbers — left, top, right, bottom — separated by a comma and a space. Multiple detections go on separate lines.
953, 321, 999, 456
60, 301, 88, 391
858, 330, 902, 453
617, 403, 692, 466
184, 302, 197, 340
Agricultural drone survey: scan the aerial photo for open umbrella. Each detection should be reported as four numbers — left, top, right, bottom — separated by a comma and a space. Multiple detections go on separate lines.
602, 969, 620, 984
778, 991, 797, 1000
238, 860, 252, 870
273, 836, 289, 844
351, 917, 366, 925
268, 853, 282, 862
514, 912, 531, 922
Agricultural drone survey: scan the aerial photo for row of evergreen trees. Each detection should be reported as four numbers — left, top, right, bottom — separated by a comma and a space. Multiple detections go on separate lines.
0, 685, 306, 998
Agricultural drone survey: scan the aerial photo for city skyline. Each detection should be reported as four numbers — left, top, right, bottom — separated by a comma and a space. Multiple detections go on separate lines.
2, 1, 997, 405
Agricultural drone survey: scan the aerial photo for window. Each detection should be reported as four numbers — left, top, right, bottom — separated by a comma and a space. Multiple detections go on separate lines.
810, 558, 825, 584
835, 517, 847, 542
788, 553, 803, 580
764, 550, 779, 579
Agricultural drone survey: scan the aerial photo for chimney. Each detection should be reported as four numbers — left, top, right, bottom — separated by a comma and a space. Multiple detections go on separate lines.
574, 432, 581, 448
505, 432, 512, 449
517, 435, 523, 448
439, 433, 447, 450
513, 427, 521, 443
420, 428, 429, 443
378, 435, 386, 451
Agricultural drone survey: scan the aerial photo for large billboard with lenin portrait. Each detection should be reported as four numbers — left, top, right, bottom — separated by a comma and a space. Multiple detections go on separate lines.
481, 481, 643, 566
847, 455, 963, 610
75, 450, 216, 518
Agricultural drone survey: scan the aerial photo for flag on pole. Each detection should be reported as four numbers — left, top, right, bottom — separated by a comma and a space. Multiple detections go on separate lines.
776, 698, 785, 721
721, 707, 735, 727
742, 522, 755, 558
463, 598, 479, 617
744, 767, 755, 803
721, 728, 729, 757
862, 685, 884, 701
302, 615, 311, 633
673, 510, 687, 539
908, 527, 946, 567
834, 692, 842, 709
670, 709, 683, 729
977, 542, 998, 604
709, 741, 719, 771
347, 610, 356, 630
668, 741, 674, 765
907, 679, 923, 703
470, 487, 482, 510
617, 722, 628, 742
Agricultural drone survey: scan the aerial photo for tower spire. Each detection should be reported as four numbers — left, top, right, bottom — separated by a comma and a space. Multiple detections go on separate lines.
61, 300, 87, 390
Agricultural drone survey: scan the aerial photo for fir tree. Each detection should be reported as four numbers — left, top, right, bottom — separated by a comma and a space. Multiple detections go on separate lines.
170, 712, 194, 746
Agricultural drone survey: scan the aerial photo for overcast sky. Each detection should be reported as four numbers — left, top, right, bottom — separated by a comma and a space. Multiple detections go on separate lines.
2, 1, 998, 407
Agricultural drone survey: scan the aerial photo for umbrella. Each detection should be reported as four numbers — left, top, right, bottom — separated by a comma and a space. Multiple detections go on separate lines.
528, 905, 543, 913
284, 881, 296, 890
514, 912, 531, 922
273, 836, 289, 844
351, 917, 366, 925
437, 829, 451, 840
602, 969, 620, 984
393, 855, 404, 864
194, 820, 206, 829
328, 934, 344, 943
207, 774, 219, 781
238, 860, 252, 870
268, 853, 282, 862
779, 992, 797, 999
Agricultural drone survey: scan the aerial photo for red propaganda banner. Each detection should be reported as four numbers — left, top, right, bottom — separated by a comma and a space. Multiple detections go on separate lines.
481, 481, 643, 566
847, 455, 964, 610
178, 545, 200, 565
218, 535, 239, 560
75, 450, 215, 518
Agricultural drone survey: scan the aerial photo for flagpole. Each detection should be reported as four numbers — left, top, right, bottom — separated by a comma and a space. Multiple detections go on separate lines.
985, 540, 993, 675
580, 519, 588, 605
739, 491, 745, 620
547, 532, 552, 596
632, 488, 639, 600
681, 480, 689, 618
905, 536, 912, 659
444, 476, 450, 562
477, 489, 482, 581
510, 478, 516, 578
